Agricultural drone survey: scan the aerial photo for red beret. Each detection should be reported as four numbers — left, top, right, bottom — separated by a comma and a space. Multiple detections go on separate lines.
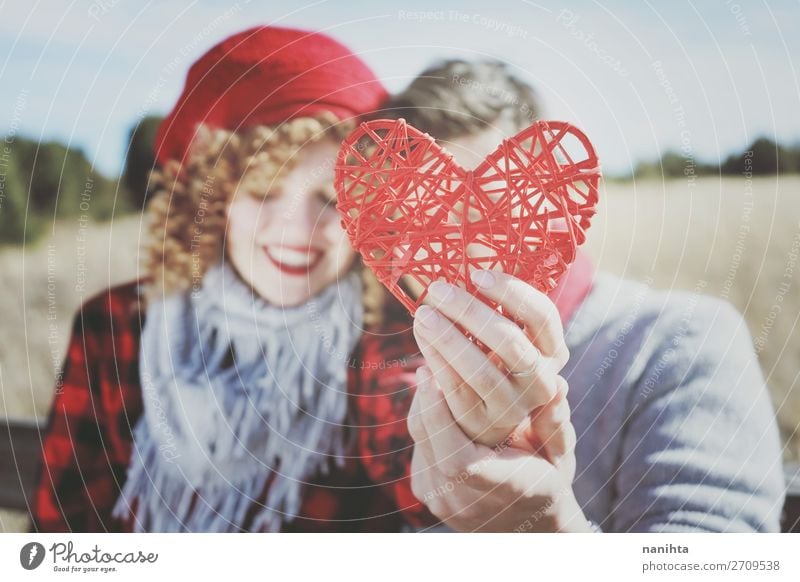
154, 25, 388, 166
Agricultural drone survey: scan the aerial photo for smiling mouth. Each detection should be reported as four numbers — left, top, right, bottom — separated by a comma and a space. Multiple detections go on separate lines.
263, 245, 324, 275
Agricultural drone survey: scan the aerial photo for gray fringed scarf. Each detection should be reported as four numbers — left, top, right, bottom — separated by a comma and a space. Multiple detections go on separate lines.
111, 260, 364, 532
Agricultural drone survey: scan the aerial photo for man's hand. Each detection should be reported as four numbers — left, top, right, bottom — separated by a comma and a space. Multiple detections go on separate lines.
407, 366, 590, 533
413, 269, 570, 448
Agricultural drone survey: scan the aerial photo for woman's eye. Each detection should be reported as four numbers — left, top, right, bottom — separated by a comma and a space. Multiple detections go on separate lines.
249, 190, 275, 200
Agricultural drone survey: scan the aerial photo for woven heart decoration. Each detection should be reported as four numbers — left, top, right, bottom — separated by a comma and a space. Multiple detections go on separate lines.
334, 118, 601, 316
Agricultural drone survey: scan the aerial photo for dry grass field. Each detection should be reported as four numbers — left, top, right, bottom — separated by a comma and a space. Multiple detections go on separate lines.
584, 175, 800, 462
1, 175, 799, 532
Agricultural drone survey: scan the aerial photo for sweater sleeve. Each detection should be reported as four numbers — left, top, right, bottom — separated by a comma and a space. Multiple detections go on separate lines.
608, 297, 786, 532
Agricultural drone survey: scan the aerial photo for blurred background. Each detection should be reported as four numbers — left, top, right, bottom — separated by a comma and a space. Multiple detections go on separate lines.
1, 0, 799, 531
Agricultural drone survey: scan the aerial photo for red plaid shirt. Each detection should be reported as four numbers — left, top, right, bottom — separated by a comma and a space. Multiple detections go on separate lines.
30, 281, 438, 532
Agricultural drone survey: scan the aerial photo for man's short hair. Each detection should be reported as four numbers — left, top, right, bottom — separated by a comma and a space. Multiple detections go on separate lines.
380, 59, 540, 138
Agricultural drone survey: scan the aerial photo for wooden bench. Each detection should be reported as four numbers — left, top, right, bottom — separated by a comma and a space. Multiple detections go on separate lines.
3, 417, 800, 531
1, 418, 43, 513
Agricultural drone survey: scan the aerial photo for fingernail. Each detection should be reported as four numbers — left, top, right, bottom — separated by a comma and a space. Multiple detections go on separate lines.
427, 280, 455, 302
415, 305, 441, 329
471, 269, 496, 289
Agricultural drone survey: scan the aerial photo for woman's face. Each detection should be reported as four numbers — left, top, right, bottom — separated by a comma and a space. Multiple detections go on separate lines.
226, 139, 355, 307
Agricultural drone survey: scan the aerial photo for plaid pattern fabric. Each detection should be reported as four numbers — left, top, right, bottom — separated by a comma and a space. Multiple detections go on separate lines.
30, 281, 437, 532
352, 295, 437, 528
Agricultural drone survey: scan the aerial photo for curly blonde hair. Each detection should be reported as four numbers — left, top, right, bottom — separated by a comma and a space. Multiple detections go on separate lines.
142, 112, 386, 326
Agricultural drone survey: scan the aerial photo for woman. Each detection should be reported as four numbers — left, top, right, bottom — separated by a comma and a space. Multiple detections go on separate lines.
30, 26, 584, 533
31, 25, 393, 533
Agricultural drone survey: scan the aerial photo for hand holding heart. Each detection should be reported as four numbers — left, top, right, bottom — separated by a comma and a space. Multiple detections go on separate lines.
335, 117, 599, 450
408, 269, 585, 531
413, 268, 574, 454
407, 365, 589, 532
335, 118, 599, 530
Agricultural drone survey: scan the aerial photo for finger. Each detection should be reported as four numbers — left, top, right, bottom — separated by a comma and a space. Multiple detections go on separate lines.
417, 366, 478, 480
416, 313, 554, 445
469, 269, 568, 361
406, 378, 428, 444
414, 333, 487, 437
503, 356, 562, 417
415, 302, 517, 384
411, 444, 488, 528
415, 303, 543, 421
478, 346, 560, 428
407, 370, 436, 466
423, 279, 542, 375
528, 376, 576, 465
415, 304, 530, 416
409, 443, 436, 505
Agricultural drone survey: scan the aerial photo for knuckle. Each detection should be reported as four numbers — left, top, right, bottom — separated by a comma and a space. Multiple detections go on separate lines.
540, 375, 560, 403
437, 451, 470, 480
485, 394, 524, 428
437, 457, 462, 481
410, 473, 427, 502
468, 363, 503, 397
529, 303, 562, 342
539, 299, 562, 331
554, 374, 570, 400
518, 381, 548, 411
550, 398, 571, 426
503, 336, 536, 370
447, 381, 473, 410
455, 408, 486, 441
510, 295, 529, 320
505, 275, 533, 299
554, 344, 570, 370
495, 403, 527, 429
436, 322, 460, 349
523, 380, 556, 410
553, 389, 572, 423
406, 413, 425, 443
460, 295, 483, 322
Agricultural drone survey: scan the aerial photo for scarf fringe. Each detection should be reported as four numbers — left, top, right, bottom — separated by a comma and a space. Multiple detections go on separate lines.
112, 262, 364, 532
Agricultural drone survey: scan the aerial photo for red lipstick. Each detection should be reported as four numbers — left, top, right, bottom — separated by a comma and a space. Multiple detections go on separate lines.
263, 245, 324, 276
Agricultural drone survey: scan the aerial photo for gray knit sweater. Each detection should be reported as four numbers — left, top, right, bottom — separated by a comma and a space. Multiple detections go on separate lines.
564, 271, 786, 532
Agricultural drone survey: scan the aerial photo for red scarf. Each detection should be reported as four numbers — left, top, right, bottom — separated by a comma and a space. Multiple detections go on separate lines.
548, 249, 596, 326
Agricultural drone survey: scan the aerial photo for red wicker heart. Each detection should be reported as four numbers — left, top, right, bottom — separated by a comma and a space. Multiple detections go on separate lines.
334, 118, 600, 316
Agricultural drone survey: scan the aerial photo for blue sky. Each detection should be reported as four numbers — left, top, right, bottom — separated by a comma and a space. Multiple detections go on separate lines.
1, 0, 798, 177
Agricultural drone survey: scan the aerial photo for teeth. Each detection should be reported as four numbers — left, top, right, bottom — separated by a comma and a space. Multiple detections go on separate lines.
267, 247, 318, 267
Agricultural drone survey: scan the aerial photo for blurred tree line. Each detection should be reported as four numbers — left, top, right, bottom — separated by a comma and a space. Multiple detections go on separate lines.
1, 120, 798, 245
633, 137, 800, 179
0, 116, 161, 244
